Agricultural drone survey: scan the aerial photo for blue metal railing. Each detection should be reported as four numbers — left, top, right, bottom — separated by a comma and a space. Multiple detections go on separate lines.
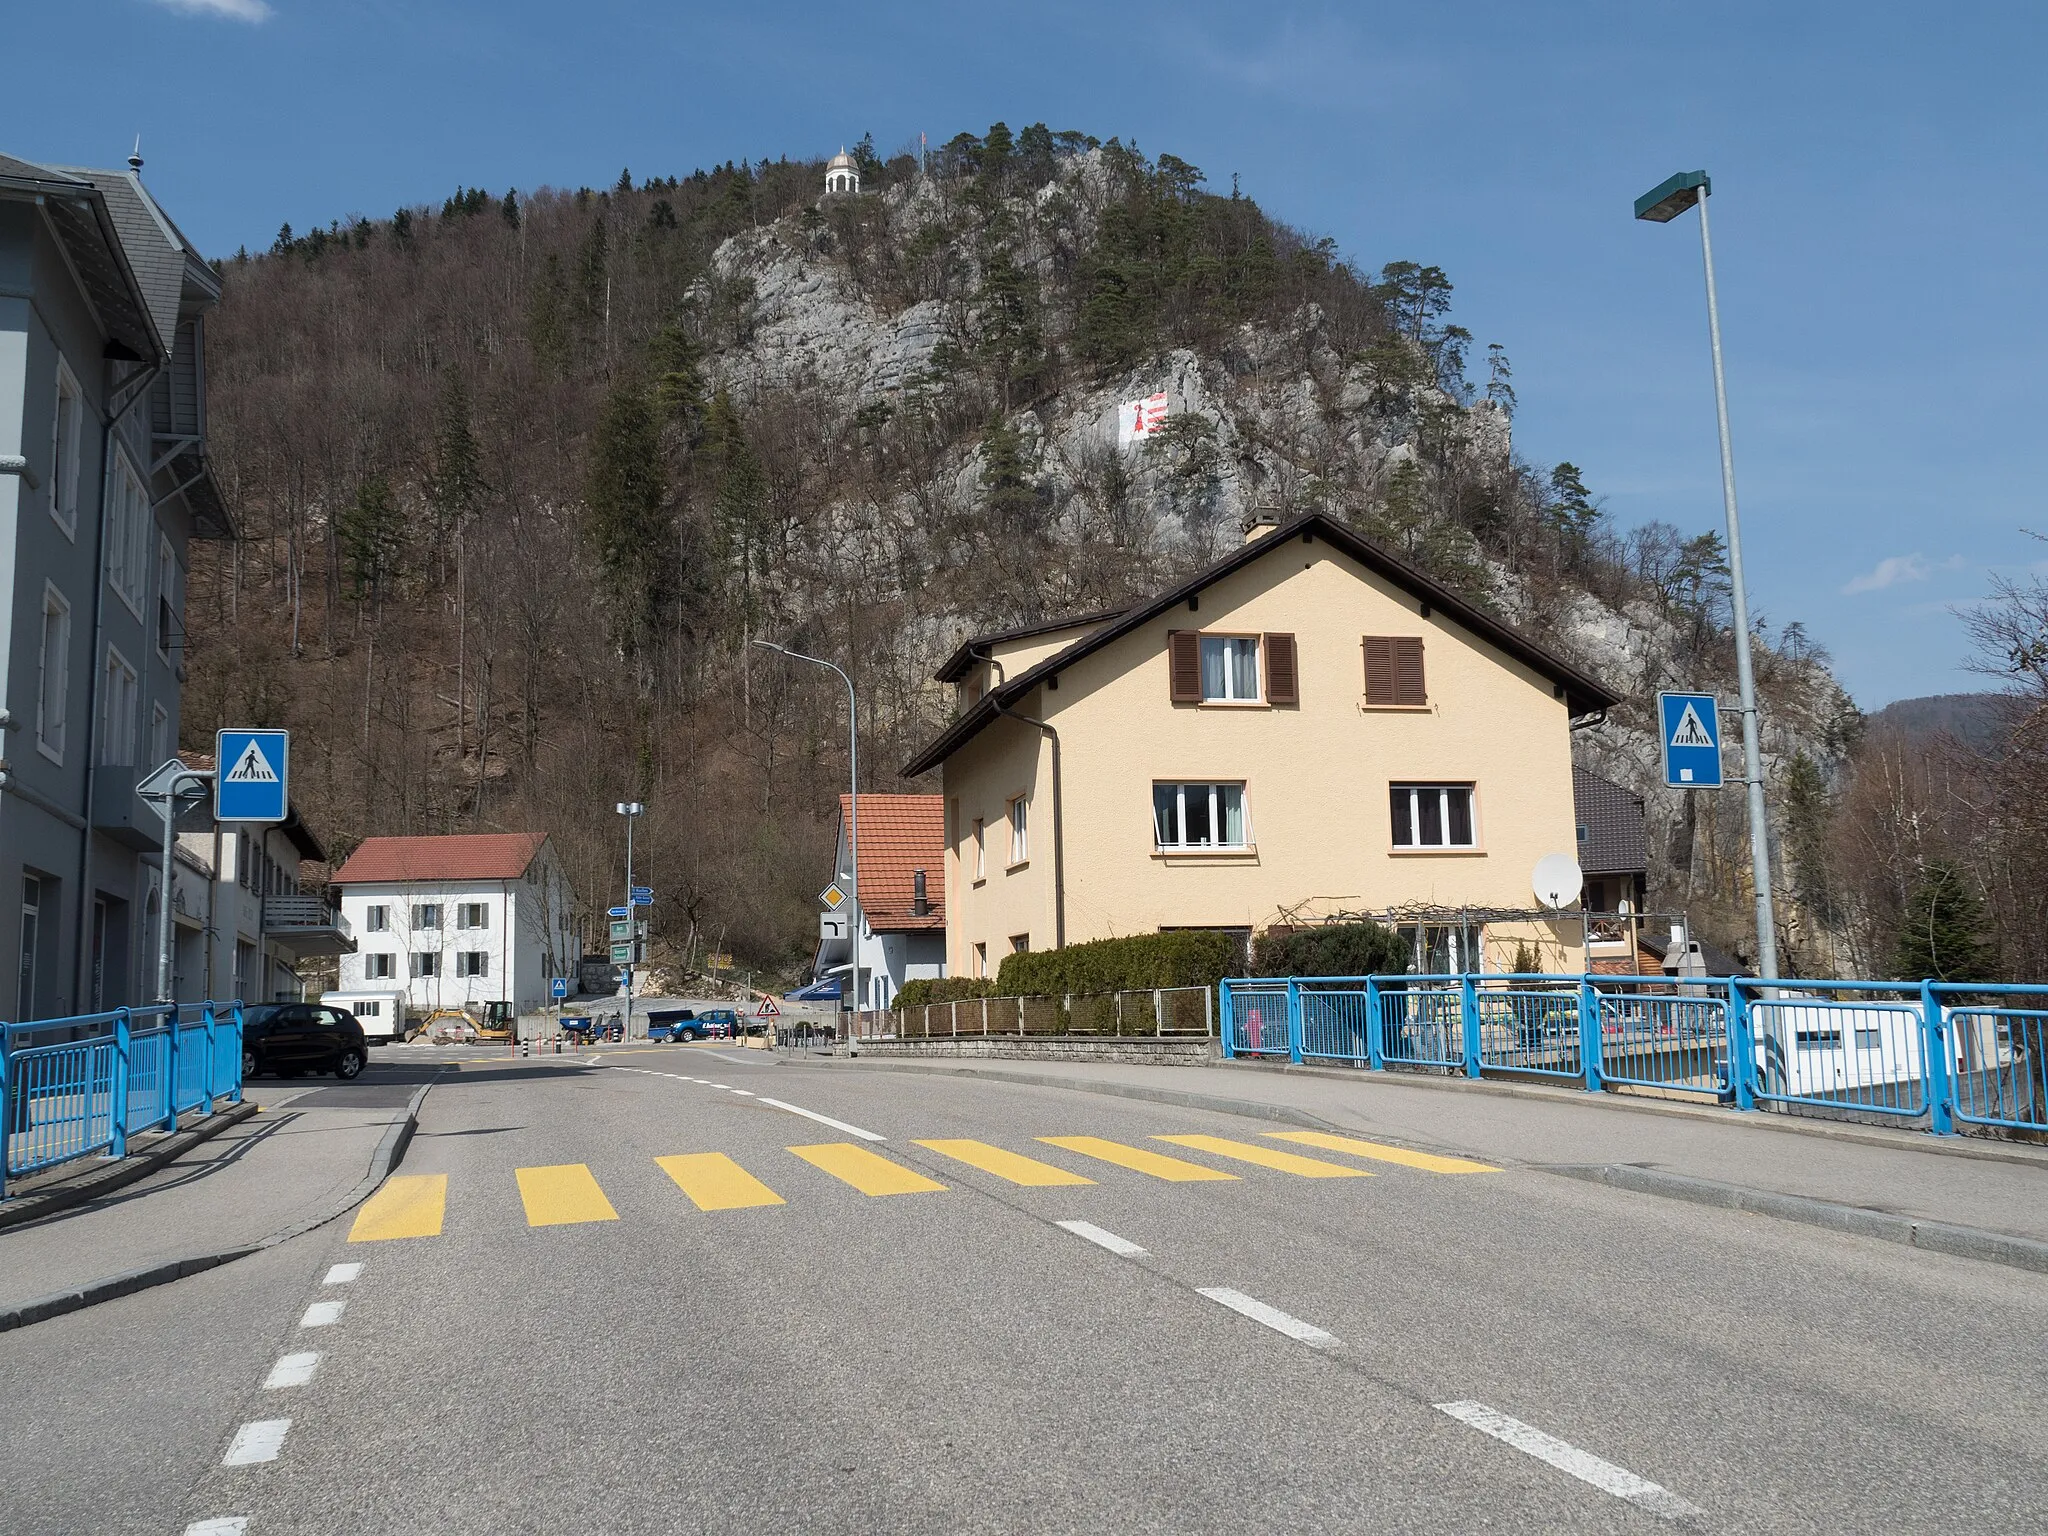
1219, 973, 2048, 1140
1, 1001, 245, 1199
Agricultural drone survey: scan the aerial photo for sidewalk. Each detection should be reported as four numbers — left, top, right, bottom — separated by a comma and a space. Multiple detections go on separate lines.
822, 1055, 2048, 1247
0, 1074, 428, 1324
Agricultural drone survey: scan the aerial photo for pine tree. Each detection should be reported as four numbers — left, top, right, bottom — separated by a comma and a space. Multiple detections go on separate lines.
979, 415, 1040, 537
526, 254, 571, 377
337, 475, 405, 604
586, 380, 671, 652
500, 188, 520, 228
577, 217, 610, 322
1893, 861, 1997, 982
648, 320, 704, 428
426, 372, 484, 561
700, 389, 767, 626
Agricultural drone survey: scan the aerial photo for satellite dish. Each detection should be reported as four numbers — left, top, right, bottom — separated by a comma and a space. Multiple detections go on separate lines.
1532, 853, 1584, 910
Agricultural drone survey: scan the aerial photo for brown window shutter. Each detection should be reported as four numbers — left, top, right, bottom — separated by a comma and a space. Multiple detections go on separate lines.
1362, 636, 1395, 705
1264, 633, 1298, 704
1394, 636, 1427, 706
1169, 630, 1202, 703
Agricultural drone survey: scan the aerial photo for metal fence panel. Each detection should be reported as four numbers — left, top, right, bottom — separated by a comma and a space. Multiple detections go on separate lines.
1227, 983, 1291, 1058
6, 1034, 116, 1176
1596, 984, 1731, 1099
1947, 1004, 2048, 1131
1750, 995, 1928, 1119
1475, 987, 1583, 1081
1378, 983, 1464, 1071
1299, 984, 1372, 1064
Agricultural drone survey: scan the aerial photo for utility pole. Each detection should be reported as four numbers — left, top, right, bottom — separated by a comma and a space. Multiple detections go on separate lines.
616, 801, 643, 1038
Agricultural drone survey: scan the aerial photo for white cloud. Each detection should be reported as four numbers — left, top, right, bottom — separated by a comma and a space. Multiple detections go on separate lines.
149, 0, 273, 20
1843, 553, 1931, 595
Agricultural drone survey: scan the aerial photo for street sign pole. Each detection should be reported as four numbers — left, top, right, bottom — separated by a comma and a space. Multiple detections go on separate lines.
621, 806, 637, 1041
139, 763, 215, 1005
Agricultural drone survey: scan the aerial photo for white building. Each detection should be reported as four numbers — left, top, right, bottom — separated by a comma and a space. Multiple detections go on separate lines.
328, 833, 578, 1016
173, 801, 353, 1006
823, 148, 860, 195
812, 794, 945, 1010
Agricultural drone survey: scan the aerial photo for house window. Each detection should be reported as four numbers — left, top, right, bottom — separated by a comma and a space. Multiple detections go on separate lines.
364, 905, 390, 933
457, 902, 489, 930
149, 703, 169, 766
36, 583, 71, 763
1010, 933, 1030, 954
156, 538, 177, 659
971, 819, 986, 881
413, 904, 442, 931
411, 951, 440, 978
1153, 782, 1249, 850
1200, 636, 1260, 701
364, 952, 394, 980
1391, 784, 1476, 849
99, 646, 139, 766
234, 940, 253, 999
19, 876, 42, 1020
107, 451, 150, 616
1008, 797, 1028, 866
456, 951, 489, 978
973, 941, 988, 978
50, 359, 82, 537
1363, 636, 1427, 706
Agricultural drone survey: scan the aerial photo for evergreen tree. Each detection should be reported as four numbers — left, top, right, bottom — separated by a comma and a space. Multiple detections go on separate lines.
700, 389, 767, 625
526, 254, 571, 377
426, 372, 484, 551
392, 208, 413, 246
577, 217, 610, 321
1485, 342, 1516, 416
1782, 753, 1839, 929
586, 380, 671, 651
500, 188, 520, 228
648, 320, 704, 427
979, 415, 1040, 537
1893, 861, 1997, 982
337, 475, 405, 604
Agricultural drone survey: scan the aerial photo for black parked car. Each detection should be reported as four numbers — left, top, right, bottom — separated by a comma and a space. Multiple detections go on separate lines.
241, 1002, 369, 1080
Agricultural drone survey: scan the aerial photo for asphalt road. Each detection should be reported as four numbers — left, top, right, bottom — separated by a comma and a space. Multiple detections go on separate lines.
3, 1046, 2044, 1534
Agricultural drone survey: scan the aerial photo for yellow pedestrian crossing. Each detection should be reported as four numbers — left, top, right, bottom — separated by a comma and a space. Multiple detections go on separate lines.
516, 1163, 620, 1226
914, 1139, 1095, 1187
657, 1152, 786, 1211
349, 1174, 448, 1242
788, 1142, 947, 1196
1037, 1135, 1239, 1182
1265, 1130, 1499, 1175
1152, 1134, 1372, 1179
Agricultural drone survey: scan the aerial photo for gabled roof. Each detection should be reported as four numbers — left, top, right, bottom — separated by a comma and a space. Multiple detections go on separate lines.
933, 608, 1126, 684
1573, 765, 1648, 877
331, 833, 549, 885
0, 151, 161, 361
840, 794, 944, 932
903, 510, 1620, 776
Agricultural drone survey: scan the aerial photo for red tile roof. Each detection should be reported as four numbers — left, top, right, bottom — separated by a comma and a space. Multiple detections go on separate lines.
330, 832, 547, 885
841, 795, 944, 931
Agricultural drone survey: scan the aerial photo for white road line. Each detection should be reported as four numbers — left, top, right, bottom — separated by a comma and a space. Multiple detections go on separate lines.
299, 1300, 345, 1329
1056, 1220, 1147, 1257
729, 1089, 756, 1097
262, 1351, 321, 1390
753, 1097, 886, 1142
222, 1418, 292, 1466
1196, 1287, 1338, 1348
183, 1520, 249, 1535
322, 1262, 362, 1286
1434, 1401, 1704, 1522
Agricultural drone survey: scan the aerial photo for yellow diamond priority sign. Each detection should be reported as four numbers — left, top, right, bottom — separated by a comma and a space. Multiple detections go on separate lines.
819, 882, 847, 911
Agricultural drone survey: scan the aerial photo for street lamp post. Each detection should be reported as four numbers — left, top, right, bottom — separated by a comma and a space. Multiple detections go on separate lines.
752, 641, 857, 1037
1635, 170, 1781, 980
615, 800, 643, 1039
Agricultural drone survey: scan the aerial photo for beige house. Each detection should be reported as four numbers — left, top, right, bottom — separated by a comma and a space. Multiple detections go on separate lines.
903, 511, 1620, 977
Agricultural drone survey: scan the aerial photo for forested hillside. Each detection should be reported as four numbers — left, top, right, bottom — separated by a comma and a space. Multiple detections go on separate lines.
187, 126, 1861, 976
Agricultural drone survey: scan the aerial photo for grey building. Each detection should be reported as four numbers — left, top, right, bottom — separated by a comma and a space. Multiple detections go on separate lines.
0, 151, 231, 1022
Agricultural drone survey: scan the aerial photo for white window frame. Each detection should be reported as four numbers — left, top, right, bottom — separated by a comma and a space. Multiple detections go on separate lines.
50, 357, 82, 539
411, 951, 440, 978
1198, 634, 1261, 703
1390, 783, 1479, 850
413, 904, 442, 931
456, 950, 489, 978
364, 952, 395, 980
98, 644, 139, 767
1007, 796, 1028, 867
971, 818, 986, 882
148, 702, 169, 766
364, 904, 390, 933
457, 902, 489, 930
107, 448, 150, 619
36, 582, 71, 764
1152, 781, 1251, 850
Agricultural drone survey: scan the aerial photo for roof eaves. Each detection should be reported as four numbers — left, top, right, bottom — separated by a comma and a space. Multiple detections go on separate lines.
933, 607, 1126, 683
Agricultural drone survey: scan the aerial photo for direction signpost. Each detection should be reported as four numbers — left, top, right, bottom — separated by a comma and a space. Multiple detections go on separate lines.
1658, 692, 1723, 789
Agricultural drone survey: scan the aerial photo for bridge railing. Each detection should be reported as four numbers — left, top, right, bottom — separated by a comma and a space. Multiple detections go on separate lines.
1, 1001, 245, 1199
1218, 974, 2048, 1141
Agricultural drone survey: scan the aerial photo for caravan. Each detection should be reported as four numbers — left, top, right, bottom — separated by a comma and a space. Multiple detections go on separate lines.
322, 989, 414, 1045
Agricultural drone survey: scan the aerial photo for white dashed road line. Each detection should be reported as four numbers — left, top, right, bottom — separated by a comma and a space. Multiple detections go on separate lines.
183, 1519, 249, 1535
263, 1351, 322, 1390
1056, 1219, 1148, 1257
1197, 1287, 1339, 1348
299, 1300, 345, 1329
1434, 1401, 1704, 1522
222, 1418, 292, 1466
322, 1262, 362, 1286
753, 1097, 885, 1142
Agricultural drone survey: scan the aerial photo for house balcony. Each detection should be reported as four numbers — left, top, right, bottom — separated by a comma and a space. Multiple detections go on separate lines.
263, 894, 356, 958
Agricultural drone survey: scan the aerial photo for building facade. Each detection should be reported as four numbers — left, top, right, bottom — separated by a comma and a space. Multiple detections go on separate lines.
813, 794, 945, 1010
0, 152, 232, 1021
905, 512, 1621, 976
328, 834, 579, 1015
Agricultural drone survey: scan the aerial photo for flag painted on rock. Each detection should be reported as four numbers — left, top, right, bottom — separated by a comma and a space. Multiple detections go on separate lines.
1117, 392, 1169, 447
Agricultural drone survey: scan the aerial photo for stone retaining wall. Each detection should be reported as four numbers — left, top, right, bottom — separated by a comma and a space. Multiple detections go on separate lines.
845, 1037, 1220, 1064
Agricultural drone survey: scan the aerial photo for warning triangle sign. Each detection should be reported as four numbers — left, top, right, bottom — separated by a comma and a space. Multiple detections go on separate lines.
756, 997, 780, 1017
226, 740, 280, 783
1669, 704, 1714, 750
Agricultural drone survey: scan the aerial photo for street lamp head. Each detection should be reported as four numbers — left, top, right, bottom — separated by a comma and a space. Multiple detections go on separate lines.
750, 639, 789, 655
616, 801, 644, 817
1634, 169, 1711, 223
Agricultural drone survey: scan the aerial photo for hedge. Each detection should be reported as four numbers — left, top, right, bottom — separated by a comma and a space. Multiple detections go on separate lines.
994, 930, 1239, 997
1251, 921, 1409, 979
892, 977, 997, 1009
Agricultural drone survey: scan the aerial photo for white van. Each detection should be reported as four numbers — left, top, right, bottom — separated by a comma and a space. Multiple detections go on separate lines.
322, 990, 412, 1045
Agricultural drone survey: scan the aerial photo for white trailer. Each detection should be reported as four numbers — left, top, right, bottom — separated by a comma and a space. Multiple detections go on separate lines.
322, 989, 413, 1045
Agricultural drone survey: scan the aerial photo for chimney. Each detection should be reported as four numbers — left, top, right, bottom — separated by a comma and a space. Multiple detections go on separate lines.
1241, 505, 1281, 544
912, 869, 929, 917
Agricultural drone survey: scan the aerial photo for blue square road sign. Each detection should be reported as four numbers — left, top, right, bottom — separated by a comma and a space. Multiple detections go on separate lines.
1658, 693, 1723, 789
551, 977, 569, 1000
215, 729, 290, 823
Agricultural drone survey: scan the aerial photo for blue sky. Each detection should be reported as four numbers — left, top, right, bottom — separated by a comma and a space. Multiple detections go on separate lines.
12, 1, 2044, 707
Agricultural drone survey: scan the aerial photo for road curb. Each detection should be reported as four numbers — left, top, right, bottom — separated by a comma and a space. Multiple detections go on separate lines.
1546, 1162, 2048, 1275
0, 1077, 437, 1333
0, 1100, 260, 1234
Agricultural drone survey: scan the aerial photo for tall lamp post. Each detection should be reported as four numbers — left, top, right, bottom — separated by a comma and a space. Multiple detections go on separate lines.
615, 800, 643, 1039
1635, 170, 1781, 980
752, 640, 858, 1031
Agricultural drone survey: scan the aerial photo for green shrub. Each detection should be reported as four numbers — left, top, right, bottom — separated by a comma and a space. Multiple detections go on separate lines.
1251, 921, 1409, 979
994, 930, 1239, 997
893, 977, 997, 1010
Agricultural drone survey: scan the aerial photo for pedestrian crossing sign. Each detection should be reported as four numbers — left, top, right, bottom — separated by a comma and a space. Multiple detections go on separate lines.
1657, 692, 1722, 789
214, 728, 290, 823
